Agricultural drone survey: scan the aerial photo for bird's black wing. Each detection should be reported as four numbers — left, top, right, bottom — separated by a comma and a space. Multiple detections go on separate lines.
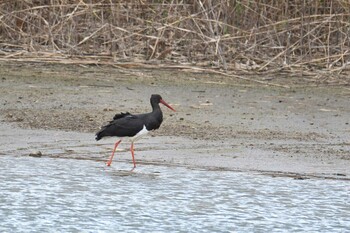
95, 113, 144, 140
113, 112, 131, 120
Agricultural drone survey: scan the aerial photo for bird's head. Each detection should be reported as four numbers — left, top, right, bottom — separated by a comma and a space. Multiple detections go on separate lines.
151, 94, 176, 112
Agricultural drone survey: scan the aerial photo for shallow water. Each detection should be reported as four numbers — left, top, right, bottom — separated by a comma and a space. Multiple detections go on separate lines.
0, 155, 349, 232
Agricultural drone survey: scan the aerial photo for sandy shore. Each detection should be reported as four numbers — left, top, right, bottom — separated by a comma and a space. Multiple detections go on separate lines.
0, 62, 349, 179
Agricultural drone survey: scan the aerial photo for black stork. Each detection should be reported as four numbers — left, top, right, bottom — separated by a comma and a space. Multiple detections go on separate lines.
95, 94, 175, 169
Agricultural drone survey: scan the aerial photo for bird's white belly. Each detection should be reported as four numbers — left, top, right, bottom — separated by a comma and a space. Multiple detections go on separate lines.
132, 125, 149, 142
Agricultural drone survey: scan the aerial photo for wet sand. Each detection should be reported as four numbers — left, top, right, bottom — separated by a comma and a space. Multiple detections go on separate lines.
0, 62, 349, 179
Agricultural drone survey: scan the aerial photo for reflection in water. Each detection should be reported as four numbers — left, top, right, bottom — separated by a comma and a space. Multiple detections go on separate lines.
0, 155, 349, 232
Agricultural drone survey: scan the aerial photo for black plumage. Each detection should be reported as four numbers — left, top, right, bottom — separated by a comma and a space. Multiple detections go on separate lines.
95, 112, 144, 140
95, 94, 175, 169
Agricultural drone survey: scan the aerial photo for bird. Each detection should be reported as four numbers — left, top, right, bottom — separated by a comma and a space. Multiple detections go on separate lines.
95, 94, 175, 169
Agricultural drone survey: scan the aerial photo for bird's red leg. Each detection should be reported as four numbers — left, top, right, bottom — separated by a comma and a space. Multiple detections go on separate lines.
130, 142, 136, 170
106, 140, 121, 166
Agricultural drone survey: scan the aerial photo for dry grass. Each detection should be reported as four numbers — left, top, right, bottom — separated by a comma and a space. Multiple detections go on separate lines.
0, 0, 350, 83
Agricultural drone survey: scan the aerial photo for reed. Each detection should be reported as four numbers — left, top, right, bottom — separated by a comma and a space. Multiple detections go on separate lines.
0, 0, 349, 78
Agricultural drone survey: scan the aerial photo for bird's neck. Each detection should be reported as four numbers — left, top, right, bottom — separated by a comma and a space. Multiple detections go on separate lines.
151, 102, 161, 112
151, 103, 163, 122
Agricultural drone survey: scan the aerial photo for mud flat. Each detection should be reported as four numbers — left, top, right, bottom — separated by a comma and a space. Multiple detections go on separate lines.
0, 62, 349, 179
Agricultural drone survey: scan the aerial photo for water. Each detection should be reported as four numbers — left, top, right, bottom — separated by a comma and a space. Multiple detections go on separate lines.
0, 155, 349, 232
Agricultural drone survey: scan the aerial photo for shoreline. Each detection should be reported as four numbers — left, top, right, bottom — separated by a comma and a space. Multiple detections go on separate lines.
0, 62, 349, 180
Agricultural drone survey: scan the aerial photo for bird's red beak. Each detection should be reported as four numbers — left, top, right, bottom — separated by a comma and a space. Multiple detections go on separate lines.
160, 99, 176, 112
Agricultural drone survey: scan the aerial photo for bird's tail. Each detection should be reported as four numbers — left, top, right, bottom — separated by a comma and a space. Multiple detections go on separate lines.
95, 129, 104, 141
96, 120, 117, 141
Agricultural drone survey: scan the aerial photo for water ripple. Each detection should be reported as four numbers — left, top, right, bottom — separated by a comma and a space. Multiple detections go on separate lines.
0, 155, 349, 232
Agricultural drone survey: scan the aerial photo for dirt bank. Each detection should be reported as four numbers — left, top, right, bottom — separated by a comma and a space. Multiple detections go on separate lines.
0, 61, 349, 179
